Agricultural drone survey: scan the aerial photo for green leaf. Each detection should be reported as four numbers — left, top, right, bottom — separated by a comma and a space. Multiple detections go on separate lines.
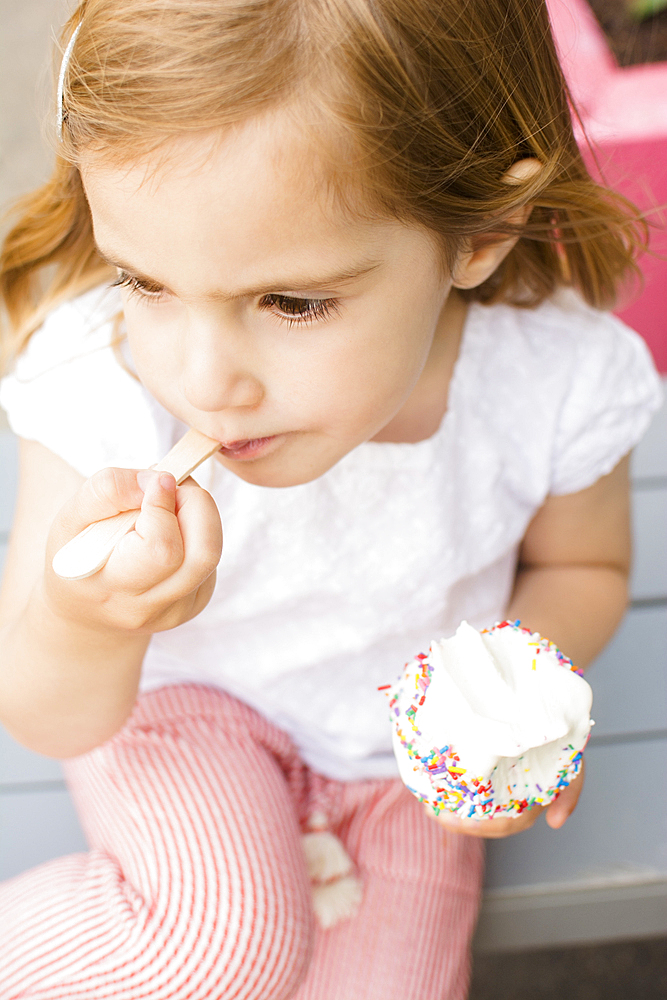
627, 0, 667, 22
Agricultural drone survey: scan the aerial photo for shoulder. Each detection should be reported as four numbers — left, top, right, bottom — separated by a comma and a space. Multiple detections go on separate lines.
470, 290, 654, 371
458, 292, 662, 497
9, 285, 123, 378
0, 285, 177, 477
467, 290, 661, 403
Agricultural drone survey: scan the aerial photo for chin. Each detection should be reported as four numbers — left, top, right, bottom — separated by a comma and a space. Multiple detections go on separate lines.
213, 452, 334, 488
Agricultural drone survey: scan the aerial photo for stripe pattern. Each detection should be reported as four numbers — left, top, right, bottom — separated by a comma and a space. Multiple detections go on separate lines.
0, 685, 483, 999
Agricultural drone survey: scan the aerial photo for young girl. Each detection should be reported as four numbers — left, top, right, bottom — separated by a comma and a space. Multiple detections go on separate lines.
0, 0, 661, 996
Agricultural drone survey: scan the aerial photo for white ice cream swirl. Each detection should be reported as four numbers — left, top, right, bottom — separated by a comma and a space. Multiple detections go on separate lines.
387, 620, 593, 819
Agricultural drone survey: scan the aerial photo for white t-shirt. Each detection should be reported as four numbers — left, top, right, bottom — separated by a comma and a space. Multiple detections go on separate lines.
1, 286, 662, 779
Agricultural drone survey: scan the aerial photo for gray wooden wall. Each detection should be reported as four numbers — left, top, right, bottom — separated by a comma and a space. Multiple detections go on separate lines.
477, 399, 667, 949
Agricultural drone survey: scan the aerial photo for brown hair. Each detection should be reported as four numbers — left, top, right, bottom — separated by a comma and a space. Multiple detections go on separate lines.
0, 0, 647, 368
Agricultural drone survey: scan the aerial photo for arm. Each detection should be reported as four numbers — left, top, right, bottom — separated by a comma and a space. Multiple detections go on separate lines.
431, 454, 632, 838
506, 453, 631, 669
0, 439, 222, 758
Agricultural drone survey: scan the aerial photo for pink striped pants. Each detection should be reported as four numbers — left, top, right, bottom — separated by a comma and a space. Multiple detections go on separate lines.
0, 685, 483, 999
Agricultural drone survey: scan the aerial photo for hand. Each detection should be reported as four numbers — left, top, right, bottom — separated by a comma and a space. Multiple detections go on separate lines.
43, 466, 223, 635
426, 760, 585, 838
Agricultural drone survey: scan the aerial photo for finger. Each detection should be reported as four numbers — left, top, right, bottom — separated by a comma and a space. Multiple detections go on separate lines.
133, 471, 181, 564
425, 802, 543, 838
53, 467, 146, 547
115, 477, 222, 606
190, 567, 218, 618
164, 478, 223, 591
546, 766, 585, 830
137, 470, 177, 515
108, 472, 184, 588
145, 566, 219, 632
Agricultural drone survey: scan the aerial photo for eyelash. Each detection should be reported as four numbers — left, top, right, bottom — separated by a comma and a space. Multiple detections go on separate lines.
111, 272, 164, 299
262, 294, 338, 327
110, 271, 339, 326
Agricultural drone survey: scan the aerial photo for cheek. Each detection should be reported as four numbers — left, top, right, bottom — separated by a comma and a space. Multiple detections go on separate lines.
125, 313, 179, 398
352, 306, 437, 387
306, 329, 419, 427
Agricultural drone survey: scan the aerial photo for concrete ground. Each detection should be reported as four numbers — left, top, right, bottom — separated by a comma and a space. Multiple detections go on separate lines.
470, 935, 667, 1000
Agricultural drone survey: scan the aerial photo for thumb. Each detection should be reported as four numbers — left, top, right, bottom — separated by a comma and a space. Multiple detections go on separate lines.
133, 470, 177, 536
545, 762, 585, 830
109, 470, 183, 582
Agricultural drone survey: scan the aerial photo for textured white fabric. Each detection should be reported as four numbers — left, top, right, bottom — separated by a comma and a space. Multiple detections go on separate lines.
0, 285, 662, 779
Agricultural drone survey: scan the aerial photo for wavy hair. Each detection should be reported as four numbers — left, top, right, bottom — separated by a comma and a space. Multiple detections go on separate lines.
1, 0, 647, 368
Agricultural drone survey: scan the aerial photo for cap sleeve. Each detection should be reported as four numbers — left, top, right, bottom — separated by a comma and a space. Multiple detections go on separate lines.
0, 286, 176, 477
551, 312, 663, 496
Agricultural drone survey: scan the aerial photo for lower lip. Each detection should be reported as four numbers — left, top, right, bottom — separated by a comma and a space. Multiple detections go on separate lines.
218, 435, 283, 460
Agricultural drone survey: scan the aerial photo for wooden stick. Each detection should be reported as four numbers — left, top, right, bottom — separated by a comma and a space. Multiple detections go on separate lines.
52, 429, 221, 581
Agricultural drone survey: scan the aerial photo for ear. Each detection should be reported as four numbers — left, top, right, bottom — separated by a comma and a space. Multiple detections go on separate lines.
451, 158, 542, 291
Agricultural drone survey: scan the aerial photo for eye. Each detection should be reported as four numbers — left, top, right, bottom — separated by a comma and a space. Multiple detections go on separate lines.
260, 293, 339, 326
111, 270, 166, 301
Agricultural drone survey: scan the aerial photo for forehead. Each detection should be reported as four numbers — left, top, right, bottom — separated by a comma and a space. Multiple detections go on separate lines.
84, 111, 337, 208
79, 113, 403, 288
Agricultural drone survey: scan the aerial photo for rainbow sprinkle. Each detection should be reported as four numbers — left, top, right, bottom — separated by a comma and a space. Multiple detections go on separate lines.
382, 620, 588, 820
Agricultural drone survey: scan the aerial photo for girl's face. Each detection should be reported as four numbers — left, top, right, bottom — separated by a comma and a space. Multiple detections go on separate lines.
81, 117, 461, 487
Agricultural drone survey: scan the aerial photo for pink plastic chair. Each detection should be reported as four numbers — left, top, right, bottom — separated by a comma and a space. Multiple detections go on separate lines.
547, 0, 667, 371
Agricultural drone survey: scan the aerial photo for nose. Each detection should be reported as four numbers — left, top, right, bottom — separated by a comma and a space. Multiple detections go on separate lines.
180, 313, 264, 413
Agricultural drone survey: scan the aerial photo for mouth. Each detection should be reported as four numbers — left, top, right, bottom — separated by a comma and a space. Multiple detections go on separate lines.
217, 435, 283, 460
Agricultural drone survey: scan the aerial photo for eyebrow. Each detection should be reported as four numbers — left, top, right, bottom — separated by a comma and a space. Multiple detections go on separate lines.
94, 244, 383, 297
